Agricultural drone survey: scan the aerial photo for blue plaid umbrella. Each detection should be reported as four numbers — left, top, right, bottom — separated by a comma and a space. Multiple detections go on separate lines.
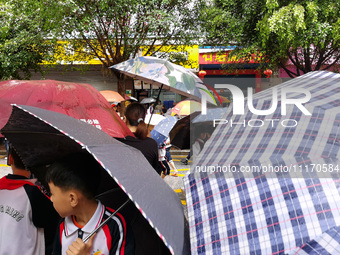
184, 71, 340, 254
288, 225, 340, 254
151, 116, 178, 146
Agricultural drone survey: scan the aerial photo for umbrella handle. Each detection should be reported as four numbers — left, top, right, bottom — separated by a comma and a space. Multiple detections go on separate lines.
83, 199, 130, 242
148, 84, 164, 128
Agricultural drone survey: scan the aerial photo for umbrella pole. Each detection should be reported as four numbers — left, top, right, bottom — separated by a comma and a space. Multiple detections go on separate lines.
148, 84, 163, 128
83, 199, 130, 242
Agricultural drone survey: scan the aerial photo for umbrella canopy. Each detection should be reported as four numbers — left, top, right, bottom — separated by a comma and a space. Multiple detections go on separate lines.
1, 104, 190, 255
169, 112, 200, 150
171, 100, 201, 116
216, 95, 231, 103
110, 56, 216, 105
287, 225, 340, 254
145, 113, 166, 126
191, 107, 227, 124
124, 94, 138, 101
191, 107, 228, 145
0, 80, 132, 138
150, 116, 178, 146
184, 71, 340, 254
100, 90, 125, 102
140, 97, 156, 104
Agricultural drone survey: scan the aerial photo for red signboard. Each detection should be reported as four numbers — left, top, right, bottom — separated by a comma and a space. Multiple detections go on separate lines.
199, 51, 262, 65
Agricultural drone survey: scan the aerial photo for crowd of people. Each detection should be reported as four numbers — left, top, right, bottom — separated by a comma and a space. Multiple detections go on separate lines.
0, 96, 208, 254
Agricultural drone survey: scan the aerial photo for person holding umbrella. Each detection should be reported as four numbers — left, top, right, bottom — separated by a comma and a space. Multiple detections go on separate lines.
118, 103, 163, 175
1, 104, 190, 255
165, 138, 178, 177
46, 152, 134, 255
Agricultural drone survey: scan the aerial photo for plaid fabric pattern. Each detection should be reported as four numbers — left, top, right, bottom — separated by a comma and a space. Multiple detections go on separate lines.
288, 226, 340, 254
184, 71, 340, 254
192, 108, 227, 124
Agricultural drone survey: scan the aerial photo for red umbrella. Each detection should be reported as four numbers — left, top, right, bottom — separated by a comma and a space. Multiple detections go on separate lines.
0, 80, 133, 138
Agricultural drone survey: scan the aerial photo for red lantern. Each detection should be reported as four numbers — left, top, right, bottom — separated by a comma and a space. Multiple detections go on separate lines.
198, 70, 207, 78
198, 70, 207, 81
264, 69, 272, 78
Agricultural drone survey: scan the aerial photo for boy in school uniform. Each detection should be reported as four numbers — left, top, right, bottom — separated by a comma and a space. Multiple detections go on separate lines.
0, 145, 60, 255
46, 152, 134, 255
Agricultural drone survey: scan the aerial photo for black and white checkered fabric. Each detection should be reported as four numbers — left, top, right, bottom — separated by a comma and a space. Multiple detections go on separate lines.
184, 71, 340, 254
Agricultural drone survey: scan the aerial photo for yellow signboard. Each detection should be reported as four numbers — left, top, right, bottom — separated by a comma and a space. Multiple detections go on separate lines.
43, 41, 199, 69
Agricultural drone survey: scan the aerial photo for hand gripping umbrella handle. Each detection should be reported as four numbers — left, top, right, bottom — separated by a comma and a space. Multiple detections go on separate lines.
83, 199, 130, 243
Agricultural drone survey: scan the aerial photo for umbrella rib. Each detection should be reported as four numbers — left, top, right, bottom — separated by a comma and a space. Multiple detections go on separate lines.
83, 199, 130, 243
95, 188, 121, 198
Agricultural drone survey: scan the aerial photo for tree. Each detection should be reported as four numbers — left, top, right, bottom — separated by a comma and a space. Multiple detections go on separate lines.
200, 0, 340, 77
43, 0, 203, 95
0, 1, 56, 80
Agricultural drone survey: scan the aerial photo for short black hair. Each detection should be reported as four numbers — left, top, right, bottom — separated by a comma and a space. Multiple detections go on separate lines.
46, 151, 101, 199
8, 145, 26, 170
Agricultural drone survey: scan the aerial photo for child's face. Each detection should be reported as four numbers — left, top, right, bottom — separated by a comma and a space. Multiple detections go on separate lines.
49, 182, 74, 218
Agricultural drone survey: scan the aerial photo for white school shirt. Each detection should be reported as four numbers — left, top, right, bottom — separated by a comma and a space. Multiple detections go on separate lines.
0, 177, 45, 255
60, 201, 127, 255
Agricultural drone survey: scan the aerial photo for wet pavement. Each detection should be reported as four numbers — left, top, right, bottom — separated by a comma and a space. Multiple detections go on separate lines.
0, 155, 10, 178
163, 153, 191, 220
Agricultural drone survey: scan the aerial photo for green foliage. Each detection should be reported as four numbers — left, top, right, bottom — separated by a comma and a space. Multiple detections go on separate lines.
0, 0, 56, 80
38, 0, 202, 93
44, 0, 201, 65
1, 0, 202, 88
200, 0, 340, 77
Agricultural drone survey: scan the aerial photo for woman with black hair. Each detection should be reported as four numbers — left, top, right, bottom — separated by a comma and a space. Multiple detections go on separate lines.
117, 103, 163, 175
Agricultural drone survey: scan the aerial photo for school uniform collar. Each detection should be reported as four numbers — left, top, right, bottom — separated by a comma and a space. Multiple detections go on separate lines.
0, 175, 36, 190
64, 201, 105, 237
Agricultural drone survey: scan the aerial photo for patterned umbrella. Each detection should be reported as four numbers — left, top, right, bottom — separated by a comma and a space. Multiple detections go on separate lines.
184, 71, 340, 254
151, 116, 178, 146
110, 56, 217, 105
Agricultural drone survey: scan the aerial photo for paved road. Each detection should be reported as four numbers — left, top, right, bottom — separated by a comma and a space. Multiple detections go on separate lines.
0, 155, 11, 178
163, 154, 192, 220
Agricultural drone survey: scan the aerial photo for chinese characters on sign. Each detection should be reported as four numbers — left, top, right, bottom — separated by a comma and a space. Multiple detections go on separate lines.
199, 51, 262, 65
80, 119, 102, 130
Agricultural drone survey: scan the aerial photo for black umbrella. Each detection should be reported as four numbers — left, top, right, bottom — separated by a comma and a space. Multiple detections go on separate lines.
169, 112, 200, 149
0, 104, 190, 255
